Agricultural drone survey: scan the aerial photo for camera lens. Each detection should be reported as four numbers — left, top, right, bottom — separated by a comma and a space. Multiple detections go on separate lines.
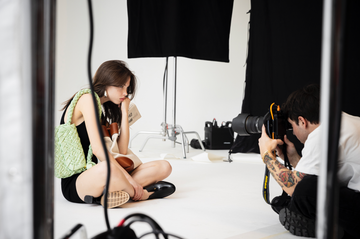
246, 116, 264, 134
232, 113, 264, 136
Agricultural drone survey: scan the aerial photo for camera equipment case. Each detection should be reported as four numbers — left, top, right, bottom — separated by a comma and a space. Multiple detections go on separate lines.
204, 120, 234, 149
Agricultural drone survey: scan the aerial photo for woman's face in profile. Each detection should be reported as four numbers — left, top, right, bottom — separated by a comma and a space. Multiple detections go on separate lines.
106, 77, 131, 105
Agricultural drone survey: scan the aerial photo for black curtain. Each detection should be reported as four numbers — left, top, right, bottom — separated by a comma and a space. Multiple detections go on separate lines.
127, 0, 234, 62
231, 0, 360, 154
341, 0, 360, 117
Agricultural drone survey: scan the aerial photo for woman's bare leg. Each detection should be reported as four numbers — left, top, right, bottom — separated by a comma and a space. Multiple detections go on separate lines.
75, 160, 172, 202
75, 161, 135, 201
131, 160, 172, 186
130, 160, 172, 200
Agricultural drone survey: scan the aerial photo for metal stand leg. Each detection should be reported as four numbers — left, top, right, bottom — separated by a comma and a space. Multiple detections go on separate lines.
130, 57, 205, 158
129, 130, 164, 148
139, 136, 167, 152
180, 130, 205, 159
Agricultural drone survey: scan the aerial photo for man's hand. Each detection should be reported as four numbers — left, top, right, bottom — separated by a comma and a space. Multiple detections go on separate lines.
258, 125, 283, 161
275, 136, 294, 160
280, 135, 301, 167
258, 125, 305, 196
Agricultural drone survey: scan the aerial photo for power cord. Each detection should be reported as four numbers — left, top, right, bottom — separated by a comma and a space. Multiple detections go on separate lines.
86, 0, 111, 231
84, 2, 183, 239
91, 213, 184, 239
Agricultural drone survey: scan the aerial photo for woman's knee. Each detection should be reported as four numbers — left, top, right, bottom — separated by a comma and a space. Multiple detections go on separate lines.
158, 160, 172, 178
93, 161, 126, 182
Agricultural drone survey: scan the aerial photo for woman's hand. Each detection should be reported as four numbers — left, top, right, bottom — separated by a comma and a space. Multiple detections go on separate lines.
128, 177, 144, 201
118, 97, 130, 154
120, 97, 130, 114
258, 125, 283, 160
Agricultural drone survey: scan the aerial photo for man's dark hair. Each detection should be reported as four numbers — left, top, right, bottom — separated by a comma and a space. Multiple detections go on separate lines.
282, 84, 320, 125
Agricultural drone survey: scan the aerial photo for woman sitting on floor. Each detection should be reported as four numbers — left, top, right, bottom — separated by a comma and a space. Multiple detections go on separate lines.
59, 60, 175, 208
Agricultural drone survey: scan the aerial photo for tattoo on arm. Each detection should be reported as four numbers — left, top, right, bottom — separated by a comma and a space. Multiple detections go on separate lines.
263, 152, 298, 189
266, 160, 276, 172
269, 171, 285, 190
296, 171, 306, 180
264, 153, 276, 172
263, 153, 272, 164
274, 159, 286, 169
278, 171, 296, 188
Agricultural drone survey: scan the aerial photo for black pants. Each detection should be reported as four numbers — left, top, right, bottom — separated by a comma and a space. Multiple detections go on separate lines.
289, 175, 360, 238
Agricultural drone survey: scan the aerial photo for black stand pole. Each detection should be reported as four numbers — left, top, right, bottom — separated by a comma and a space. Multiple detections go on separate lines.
317, 0, 346, 238
31, 0, 56, 238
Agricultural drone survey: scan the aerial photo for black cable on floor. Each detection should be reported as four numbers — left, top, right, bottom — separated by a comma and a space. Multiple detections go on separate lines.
86, 0, 111, 231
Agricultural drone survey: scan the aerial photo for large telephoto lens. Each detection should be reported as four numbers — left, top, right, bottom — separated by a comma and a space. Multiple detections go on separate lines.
232, 113, 264, 136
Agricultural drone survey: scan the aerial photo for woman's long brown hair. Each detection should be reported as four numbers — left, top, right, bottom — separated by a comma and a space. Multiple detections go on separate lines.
61, 60, 137, 126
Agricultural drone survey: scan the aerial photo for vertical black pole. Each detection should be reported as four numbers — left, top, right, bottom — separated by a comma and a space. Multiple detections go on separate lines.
317, 0, 346, 238
31, 0, 56, 238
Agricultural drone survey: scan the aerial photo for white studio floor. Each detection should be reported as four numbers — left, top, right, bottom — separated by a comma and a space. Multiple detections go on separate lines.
54, 135, 302, 239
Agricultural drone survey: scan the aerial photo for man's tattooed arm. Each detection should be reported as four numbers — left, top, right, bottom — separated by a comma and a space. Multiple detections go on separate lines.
264, 153, 276, 171
296, 171, 306, 180
262, 151, 307, 196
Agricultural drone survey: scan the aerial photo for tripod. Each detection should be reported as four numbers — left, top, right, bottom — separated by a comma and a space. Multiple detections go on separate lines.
129, 57, 205, 159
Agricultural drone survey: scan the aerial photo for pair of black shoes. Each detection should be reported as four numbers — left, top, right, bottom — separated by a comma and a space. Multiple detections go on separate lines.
271, 195, 316, 237
271, 195, 291, 214
279, 207, 316, 238
144, 181, 176, 200
85, 181, 176, 206
279, 207, 353, 238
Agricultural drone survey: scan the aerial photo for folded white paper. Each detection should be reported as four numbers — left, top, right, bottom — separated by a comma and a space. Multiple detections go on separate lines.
160, 153, 181, 160
191, 152, 225, 163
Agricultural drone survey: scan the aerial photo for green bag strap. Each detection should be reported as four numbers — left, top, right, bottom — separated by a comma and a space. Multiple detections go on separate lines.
67, 89, 102, 169
66, 88, 102, 125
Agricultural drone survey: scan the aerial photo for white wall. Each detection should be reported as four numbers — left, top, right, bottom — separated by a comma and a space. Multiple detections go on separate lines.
0, 1, 33, 238
55, 0, 251, 146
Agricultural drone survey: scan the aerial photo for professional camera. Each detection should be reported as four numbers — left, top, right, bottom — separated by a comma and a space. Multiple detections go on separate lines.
232, 103, 293, 206
232, 103, 290, 140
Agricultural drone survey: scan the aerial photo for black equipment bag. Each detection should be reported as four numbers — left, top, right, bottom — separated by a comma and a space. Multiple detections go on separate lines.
205, 120, 234, 149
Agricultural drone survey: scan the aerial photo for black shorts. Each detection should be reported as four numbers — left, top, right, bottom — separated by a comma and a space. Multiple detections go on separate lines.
61, 173, 83, 203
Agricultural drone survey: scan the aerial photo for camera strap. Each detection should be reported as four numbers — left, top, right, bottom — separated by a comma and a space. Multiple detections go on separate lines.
263, 166, 271, 204
262, 147, 292, 205
262, 103, 292, 205
262, 121, 273, 205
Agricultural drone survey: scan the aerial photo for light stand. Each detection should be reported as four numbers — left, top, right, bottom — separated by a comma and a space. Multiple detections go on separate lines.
130, 57, 205, 159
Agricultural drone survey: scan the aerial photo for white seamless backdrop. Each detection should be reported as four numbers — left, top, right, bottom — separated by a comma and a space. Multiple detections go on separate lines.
55, 0, 251, 146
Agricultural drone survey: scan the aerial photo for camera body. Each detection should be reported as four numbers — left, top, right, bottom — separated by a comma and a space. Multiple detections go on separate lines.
232, 103, 293, 206
232, 103, 290, 140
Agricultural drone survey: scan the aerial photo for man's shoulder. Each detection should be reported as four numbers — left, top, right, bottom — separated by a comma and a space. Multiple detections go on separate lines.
342, 112, 360, 124
340, 112, 360, 136
307, 125, 321, 140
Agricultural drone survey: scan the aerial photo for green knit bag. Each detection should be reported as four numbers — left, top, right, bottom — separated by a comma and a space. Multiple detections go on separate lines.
54, 89, 102, 178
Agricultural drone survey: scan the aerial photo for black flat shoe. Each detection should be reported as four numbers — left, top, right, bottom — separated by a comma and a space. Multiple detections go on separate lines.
84, 195, 101, 205
84, 191, 130, 208
144, 181, 176, 200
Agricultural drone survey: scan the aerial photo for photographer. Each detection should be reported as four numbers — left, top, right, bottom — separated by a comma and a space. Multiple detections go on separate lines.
258, 84, 360, 238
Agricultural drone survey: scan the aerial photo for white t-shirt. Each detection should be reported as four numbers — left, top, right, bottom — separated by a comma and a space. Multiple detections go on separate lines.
295, 112, 360, 191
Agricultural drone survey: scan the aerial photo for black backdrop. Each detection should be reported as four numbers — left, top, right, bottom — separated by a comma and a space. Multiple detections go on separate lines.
127, 0, 360, 154
127, 0, 234, 62
231, 0, 360, 154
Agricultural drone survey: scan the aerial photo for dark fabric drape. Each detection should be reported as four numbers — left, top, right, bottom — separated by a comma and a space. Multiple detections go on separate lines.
231, 0, 360, 154
127, 0, 234, 62
341, 0, 360, 117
